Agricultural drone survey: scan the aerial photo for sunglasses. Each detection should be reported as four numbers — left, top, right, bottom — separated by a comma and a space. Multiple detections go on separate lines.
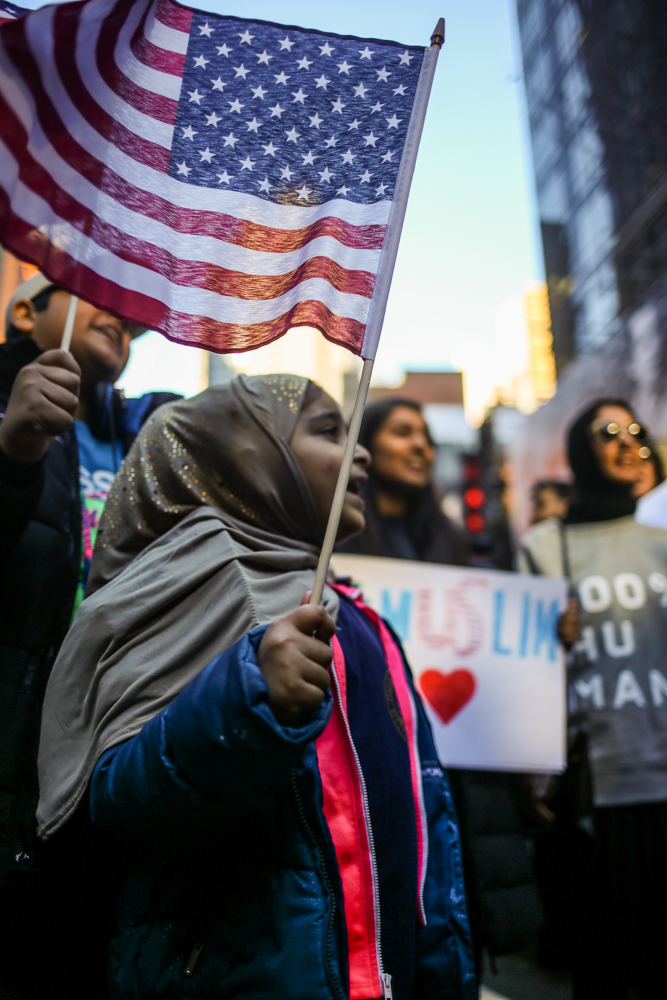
590, 419, 648, 444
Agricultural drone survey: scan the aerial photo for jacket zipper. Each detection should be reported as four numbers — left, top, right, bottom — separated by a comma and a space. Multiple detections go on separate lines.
406, 685, 429, 928
329, 660, 392, 999
290, 770, 345, 1000
183, 939, 204, 977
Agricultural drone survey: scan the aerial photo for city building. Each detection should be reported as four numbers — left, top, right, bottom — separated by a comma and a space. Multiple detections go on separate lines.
516, 0, 667, 364
509, 0, 667, 534
524, 281, 558, 402
493, 281, 557, 414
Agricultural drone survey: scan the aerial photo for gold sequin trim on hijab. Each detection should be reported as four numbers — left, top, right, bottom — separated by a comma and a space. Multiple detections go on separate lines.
261, 374, 308, 413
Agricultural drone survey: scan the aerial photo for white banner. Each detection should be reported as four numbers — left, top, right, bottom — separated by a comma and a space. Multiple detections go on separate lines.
331, 555, 568, 772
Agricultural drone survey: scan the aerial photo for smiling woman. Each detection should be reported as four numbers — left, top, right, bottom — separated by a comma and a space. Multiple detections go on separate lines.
589, 404, 648, 489
338, 396, 469, 564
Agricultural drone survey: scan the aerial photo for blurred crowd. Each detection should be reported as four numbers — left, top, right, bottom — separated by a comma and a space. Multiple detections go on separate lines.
2, 277, 667, 1000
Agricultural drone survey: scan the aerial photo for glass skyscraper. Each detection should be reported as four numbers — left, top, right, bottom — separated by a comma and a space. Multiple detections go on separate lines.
516, 0, 667, 369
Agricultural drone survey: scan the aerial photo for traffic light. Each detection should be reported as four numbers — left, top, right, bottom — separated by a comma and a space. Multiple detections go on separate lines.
462, 456, 486, 538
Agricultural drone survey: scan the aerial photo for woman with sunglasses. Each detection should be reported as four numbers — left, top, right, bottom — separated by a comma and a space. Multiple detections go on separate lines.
519, 399, 667, 1000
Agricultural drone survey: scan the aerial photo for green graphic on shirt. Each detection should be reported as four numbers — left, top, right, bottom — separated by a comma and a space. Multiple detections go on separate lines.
72, 494, 109, 620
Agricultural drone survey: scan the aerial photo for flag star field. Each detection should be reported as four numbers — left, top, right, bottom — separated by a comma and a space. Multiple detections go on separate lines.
170, 14, 423, 205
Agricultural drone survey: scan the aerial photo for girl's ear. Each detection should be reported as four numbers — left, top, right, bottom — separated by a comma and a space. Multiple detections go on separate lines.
9, 299, 37, 336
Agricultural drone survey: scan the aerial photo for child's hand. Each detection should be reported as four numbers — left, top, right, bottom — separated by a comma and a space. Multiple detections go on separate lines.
0, 350, 81, 465
257, 603, 335, 725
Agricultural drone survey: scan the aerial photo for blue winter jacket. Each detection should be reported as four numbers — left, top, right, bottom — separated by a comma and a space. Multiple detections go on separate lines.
90, 624, 476, 1000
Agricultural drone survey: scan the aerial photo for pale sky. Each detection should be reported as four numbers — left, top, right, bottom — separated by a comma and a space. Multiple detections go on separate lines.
22, 0, 542, 404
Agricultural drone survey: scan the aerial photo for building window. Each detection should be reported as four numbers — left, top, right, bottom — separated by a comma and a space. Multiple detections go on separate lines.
518, 0, 548, 56
576, 259, 620, 350
573, 186, 616, 272
561, 60, 590, 124
525, 45, 554, 109
533, 109, 561, 181
568, 122, 605, 198
554, 1, 583, 66
539, 168, 569, 223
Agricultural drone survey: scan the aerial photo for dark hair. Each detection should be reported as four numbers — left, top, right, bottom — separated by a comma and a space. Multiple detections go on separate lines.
587, 397, 637, 426
567, 397, 638, 466
6, 285, 61, 341
359, 397, 429, 454
532, 480, 571, 502
566, 397, 638, 523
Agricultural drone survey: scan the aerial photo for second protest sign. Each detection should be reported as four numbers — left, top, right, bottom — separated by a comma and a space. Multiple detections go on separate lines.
332, 555, 568, 773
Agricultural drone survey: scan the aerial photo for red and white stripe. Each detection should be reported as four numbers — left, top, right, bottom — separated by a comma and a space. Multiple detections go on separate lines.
0, 0, 388, 354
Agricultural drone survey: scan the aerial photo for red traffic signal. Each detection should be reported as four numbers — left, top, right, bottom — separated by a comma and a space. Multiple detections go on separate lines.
462, 453, 486, 536
466, 512, 485, 534
463, 486, 485, 510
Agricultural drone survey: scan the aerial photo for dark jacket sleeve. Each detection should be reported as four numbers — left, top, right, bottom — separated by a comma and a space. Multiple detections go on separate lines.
0, 446, 45, 562
90, 626, 333, 850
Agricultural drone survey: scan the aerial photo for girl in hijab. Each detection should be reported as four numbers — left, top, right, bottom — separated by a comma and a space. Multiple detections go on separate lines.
520, 398, 667, 1000
36, 374, 475, 1000
338, 398, 468, 565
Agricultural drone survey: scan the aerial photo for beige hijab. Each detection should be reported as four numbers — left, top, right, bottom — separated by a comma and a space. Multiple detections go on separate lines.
37, 374, 338, 839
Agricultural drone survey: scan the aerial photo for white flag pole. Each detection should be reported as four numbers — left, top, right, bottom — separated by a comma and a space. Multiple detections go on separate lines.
60, 293, 79, 352
310, 18, 445, 606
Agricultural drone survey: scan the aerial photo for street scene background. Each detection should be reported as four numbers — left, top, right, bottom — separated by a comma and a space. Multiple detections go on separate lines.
2, 1, 666, 998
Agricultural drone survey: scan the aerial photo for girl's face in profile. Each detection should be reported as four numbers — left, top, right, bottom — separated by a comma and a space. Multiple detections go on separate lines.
290, 391, 369, 542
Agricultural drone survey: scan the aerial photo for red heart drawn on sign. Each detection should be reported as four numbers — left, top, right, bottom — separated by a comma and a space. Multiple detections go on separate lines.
419, 669, 477, 724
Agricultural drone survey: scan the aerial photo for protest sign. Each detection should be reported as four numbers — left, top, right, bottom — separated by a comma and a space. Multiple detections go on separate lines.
332, 554, 568, 772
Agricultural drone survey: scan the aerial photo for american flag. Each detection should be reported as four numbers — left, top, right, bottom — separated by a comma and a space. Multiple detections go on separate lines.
0, 0, 426, 355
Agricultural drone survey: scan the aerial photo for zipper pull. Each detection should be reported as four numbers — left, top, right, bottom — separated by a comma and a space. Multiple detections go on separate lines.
380, 973, 393, 999
183, 939, 204, 977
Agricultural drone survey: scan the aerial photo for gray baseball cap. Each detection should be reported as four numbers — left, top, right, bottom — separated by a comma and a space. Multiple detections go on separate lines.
5, 274, 148, 339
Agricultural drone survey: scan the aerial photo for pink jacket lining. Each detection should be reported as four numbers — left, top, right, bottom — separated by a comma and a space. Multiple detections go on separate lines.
315, 585, 428, 1000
